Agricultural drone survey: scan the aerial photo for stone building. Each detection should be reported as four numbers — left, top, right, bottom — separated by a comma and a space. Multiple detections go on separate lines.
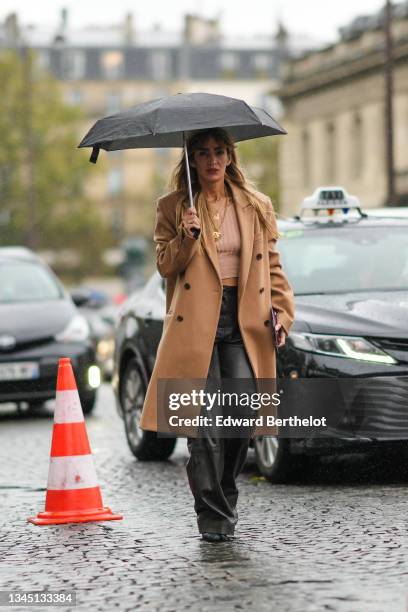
277, 2, 408, 216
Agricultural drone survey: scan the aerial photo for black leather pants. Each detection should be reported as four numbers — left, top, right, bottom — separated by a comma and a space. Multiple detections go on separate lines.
186, 285, 256, 535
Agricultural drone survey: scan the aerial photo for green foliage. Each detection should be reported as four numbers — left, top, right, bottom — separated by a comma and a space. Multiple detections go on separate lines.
238, 136, 281, 212
0, 49, 113, 276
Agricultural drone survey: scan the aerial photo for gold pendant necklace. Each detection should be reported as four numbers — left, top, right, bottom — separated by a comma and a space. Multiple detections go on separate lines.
205, 188, 230, 241
211, 200, 229, 241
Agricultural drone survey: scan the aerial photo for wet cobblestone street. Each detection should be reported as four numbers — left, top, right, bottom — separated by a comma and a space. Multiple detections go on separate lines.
1, 384, 408, 611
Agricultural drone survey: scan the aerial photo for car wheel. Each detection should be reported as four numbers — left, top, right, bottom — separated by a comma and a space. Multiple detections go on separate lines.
254, 436, 304, 483
80, 390, 97, 415
121, 357, 176, 461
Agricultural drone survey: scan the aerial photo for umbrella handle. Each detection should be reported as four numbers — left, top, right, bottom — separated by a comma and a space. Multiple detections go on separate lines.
184, 134, 200, 240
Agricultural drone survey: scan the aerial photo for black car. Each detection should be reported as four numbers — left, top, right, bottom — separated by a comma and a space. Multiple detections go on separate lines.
113, 191, 408, 480
0, 247, 100, 414
113, 274, 175, 460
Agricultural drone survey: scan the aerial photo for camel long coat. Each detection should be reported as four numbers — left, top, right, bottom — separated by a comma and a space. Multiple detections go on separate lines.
139, 182, 295, 435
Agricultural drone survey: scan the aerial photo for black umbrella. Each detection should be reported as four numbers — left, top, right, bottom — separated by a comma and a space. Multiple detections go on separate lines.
78, 92, 287, 237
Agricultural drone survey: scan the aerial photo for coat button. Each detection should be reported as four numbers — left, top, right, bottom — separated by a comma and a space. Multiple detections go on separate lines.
264, 319, 270, 326
176, 315, 184, 322
184, 282, 191, 289
259, 287, 264, 293
256, 253, 262, 260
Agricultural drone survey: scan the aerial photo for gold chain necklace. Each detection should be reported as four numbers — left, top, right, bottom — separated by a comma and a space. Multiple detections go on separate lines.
208, 197, 229, 241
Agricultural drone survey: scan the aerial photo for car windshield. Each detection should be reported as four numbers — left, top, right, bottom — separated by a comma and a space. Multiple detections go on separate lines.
278, 225, 408, 295
0, 261, 63, 303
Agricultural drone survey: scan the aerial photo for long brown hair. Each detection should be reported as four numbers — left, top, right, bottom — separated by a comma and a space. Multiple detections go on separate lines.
169, 128, 279, 250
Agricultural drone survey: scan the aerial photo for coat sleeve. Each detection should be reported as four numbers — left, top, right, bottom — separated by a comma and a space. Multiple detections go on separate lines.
265, 197, 296, 337
154, 196, 200, 278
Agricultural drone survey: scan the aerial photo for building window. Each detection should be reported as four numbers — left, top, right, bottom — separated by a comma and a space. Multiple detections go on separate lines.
252, 53, 271, 72
65, 89, 83, 106
351, 113, 363, 179
63, 50, 86, 79
101, 51, 124, 80
220, 52, 239, 72
150, 51, 170, 81
302, 129, 311, 187
107, 167, 123, 196
106, 92, 121, 114
326, 121, 336, 183
36, 50, 50, 72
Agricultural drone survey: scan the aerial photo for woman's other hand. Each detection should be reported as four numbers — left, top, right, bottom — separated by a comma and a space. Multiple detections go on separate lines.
275, 322, 287, 348
182, 207, 201, 238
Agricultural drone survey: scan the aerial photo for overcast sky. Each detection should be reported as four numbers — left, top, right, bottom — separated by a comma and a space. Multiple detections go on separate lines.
0, 0, 387, 44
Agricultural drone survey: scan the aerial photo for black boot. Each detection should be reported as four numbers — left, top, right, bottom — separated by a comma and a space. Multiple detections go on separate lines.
201, 532, 229, 543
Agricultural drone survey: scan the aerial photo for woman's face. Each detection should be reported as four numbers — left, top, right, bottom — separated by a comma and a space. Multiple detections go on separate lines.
191, 137, 231, 186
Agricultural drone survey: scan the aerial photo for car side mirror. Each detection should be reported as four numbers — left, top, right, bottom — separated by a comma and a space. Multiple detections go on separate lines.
70, 288, 91, 307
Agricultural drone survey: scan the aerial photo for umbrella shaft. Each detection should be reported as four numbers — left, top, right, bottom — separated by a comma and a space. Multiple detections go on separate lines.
183, 136, 194, 209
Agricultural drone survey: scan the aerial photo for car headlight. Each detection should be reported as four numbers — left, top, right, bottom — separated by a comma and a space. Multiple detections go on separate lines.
290, 332, 397, 364
55, 315, 90, 343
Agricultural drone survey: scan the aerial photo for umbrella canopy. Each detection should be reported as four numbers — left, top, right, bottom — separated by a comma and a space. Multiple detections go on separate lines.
78, 92, 286, 159
78, 91, 287, 231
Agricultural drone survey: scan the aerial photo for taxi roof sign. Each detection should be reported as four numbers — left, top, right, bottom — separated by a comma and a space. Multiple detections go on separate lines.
300, 186, 364, 218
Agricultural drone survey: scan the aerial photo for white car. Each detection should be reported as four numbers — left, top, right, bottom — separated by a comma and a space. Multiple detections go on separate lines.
363, 206, 408, 218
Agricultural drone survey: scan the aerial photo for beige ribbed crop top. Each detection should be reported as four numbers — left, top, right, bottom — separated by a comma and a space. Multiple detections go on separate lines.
215, 201, 241, 279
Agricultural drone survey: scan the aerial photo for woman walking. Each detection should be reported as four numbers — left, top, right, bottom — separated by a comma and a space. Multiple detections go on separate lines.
140, 127, 295, 542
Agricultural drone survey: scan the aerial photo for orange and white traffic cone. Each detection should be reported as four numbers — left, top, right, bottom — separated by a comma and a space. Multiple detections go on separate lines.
28, 357, 123, 525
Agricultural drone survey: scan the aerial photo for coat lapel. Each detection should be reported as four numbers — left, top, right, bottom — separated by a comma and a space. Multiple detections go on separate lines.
232, 185, 255, 304
201, 221, 221, 285
202, 183, 255, 306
